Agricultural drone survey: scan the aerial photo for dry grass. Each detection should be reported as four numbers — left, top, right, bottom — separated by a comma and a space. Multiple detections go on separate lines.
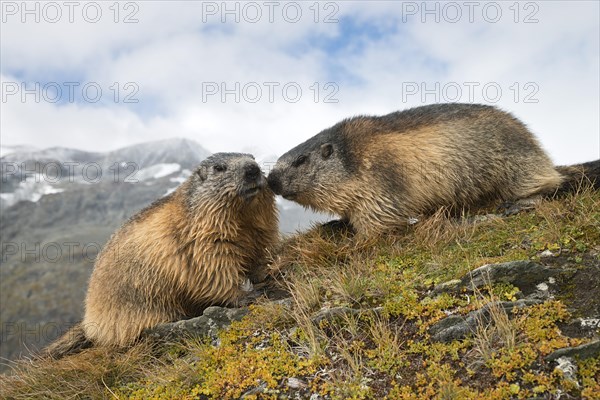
471, 302, 517, 365
367, 316, 405, 374
468, 278, 518, 370
270, 222, 383, 354
416, 204, 512, 248
287, 285, 327, 359
413, 207, 476, 250
0, 342, 156, 399
536, 183, 600, 252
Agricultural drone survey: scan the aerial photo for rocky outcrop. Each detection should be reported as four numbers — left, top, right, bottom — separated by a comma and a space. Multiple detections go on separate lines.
546, 340, 600, 362
430, 260, 599, 342
430, 299, 540, 343
143, 306, 249, 343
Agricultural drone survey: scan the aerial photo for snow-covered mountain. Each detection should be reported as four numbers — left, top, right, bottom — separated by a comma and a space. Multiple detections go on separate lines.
1, 147, 99, 164
99, 138, 210, 170
1, 138, 207, 167
0, 138, 208, 208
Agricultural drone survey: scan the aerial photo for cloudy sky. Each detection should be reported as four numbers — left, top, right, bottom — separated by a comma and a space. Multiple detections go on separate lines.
1, 1, 598, 164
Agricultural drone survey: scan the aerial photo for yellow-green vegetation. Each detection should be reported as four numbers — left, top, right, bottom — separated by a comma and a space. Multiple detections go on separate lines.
1, 187, 599, 399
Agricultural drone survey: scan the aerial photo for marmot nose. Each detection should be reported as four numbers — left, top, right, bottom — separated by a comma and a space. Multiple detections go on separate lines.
244, 163, 261, 181
267, 171, 282, 194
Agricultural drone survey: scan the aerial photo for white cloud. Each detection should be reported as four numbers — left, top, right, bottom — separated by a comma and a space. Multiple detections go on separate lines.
1, 1, 598, 165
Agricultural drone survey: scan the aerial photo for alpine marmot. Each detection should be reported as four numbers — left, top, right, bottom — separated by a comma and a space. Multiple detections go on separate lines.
268, 103, 599, 237
47, 152, 278, 356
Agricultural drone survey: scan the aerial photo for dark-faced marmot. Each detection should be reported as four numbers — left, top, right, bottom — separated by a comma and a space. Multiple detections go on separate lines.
47, 153, 278, 356
267, 103, 599, 237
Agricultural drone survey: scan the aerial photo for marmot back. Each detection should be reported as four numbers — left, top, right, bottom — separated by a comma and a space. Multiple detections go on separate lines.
47, 153, 278, 355
268, 103, 599, 237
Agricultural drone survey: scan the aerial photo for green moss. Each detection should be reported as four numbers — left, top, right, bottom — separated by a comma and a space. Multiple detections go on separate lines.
579, 357, 600, 399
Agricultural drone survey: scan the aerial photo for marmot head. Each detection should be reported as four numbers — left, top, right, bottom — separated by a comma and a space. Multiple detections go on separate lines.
187, 153, 270, 208
267, 122, 356, 213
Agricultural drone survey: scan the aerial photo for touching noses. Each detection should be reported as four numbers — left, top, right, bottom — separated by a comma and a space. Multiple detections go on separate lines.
267, 170, 282, 195
244, 163, 261, 181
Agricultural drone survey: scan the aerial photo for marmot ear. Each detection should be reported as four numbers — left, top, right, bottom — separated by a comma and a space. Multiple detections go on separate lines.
321, 143, 333, 159
196, 166, 208, 181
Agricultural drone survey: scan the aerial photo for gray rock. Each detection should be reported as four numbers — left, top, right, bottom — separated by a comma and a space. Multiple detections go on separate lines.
546, 340, 600, 362
429, 261, 578, 342
432, 279, 461, 295
240, 381, 267, 398
462, 261, 572, 296
287, 377, 307, 389
144, 306, 249, 342
433, 260, 599, 342
539, 250, 554, 258
274, 297, 293, 308
430, 299, 541, 342
553, 357, 579, 388
429, 314, 468, 341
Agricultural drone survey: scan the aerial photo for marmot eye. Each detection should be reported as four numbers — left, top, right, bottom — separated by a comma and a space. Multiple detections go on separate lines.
213, 164, 227, 172
292, 155, 307, 167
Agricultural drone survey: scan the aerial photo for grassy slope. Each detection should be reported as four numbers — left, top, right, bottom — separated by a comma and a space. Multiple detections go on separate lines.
1, 188, 599, 399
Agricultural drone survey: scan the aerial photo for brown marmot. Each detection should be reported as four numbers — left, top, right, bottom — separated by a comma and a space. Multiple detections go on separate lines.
267, 103, 599, 237
47, 153, 278, 356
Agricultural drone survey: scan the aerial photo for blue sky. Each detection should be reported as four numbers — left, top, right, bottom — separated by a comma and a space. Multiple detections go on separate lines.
1, 1, 599, 164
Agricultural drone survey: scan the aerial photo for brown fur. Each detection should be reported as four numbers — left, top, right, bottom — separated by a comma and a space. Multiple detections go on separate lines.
268, 103, 598, 237
46, 153, 278, 356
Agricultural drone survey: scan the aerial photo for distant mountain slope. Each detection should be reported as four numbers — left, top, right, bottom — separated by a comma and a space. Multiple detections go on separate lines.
99, 138, 211, 170
1, 138, 208, 169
